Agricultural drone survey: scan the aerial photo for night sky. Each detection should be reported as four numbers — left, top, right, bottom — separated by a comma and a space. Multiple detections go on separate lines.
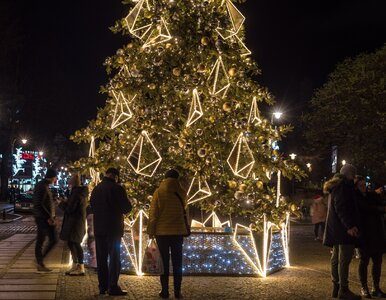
3, 0, 386, 144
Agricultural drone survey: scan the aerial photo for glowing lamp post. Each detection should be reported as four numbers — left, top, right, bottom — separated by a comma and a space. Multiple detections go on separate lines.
271, 111, 283, 123
289, 153, 297, 160
342, 160, 346, 166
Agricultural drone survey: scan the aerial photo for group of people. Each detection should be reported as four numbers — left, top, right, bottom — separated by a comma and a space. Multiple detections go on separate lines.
323, 164, 386, 299
32, 167, 188, 298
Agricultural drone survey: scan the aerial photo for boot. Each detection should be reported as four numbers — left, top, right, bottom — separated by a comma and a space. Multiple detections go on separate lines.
333, 283, 340, 298
159, 275, 169, 298
338, 286, 362, 299
69, 264, 85, 276
371, 287, 386, 298
360, 286, 372, 299
65, 263, 77, 275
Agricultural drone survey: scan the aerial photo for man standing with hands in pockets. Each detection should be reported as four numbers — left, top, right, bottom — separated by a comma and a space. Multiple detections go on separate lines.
324, 164, 362, 300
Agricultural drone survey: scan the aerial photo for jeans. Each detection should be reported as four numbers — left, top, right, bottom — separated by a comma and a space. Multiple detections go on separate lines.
35, 217, 58, 265
95, 236, 121, 292
68, 241, 84, 264
331, 244, 355, 287
314, 222, 325, 238
358, 249, 383, 288
156, 235, 184, 294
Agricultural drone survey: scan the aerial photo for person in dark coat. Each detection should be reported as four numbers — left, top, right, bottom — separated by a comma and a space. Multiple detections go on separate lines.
323, 164, 361, 300
355, 176, 386, 298
58, 173, 88, 276
90, 167, 132, 296
33, 168, 58, 273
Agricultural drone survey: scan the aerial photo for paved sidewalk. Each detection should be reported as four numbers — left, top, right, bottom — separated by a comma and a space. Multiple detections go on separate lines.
0, 234, 64, 300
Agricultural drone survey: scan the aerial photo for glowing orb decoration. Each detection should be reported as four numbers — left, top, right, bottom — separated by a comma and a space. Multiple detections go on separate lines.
125, 0, 152, 40
216, 0, 245, 40
208, 56, 230, 98
227, 133, 255, 179
187, 173, 212, 205
127, 131, 162, 177
248, 96, 262, 125
186, 88, 203, 127
143, 17, 172, 48
111, 91, 135, 129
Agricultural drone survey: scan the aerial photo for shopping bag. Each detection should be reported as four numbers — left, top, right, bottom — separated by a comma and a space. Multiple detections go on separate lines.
141, 239, 164, 275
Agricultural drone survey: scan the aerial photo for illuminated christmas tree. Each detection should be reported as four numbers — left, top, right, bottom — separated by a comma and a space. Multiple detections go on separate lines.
72, 0, 303, 230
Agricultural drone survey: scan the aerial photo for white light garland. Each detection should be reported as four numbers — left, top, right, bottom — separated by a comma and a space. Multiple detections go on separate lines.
111, 91, 135, 129
187, 172, 212, 205
227, 133, 255, 179
248, 96, 262, 125
186, 88, 203, 127
142, 17, 172, 48
125, 0, 152, 40
127, 131, 162, 177
276, 170, 281, 207
216, 0, 245, 40
208, 56, 230, 98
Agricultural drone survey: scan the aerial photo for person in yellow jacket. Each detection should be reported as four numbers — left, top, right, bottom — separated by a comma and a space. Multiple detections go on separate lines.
148, 169, 189, 299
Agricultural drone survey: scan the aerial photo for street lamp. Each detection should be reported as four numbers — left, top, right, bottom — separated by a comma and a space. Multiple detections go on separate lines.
21, 139, 27, 145
342, 160, 346, 166
289, 153, 297, 160
39, 151, 44, 156
306, 163, 312, 172
271, 111, 283, 123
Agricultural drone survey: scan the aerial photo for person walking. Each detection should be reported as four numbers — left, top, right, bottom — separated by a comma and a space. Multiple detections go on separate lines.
33, 168, 58, 273
58, 173, 88, 276
90, 168, 132, 296
355, 176, 386, 298
148, 169, 189, 299
323, 164, 362, 299
310, 195, 327, 240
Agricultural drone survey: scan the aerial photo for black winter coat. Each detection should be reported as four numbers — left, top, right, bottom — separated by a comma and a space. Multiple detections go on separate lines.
59, 186, 88, 243
90, 177, 132, 237
323, 175, 361, 247
33, 179, 55, 220
357, 191, 386, 254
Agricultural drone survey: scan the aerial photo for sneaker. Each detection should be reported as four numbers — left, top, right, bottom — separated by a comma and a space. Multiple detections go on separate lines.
338, 286, 362, 299
36, 263, 52, 273
361, 287, 372, 298
69, 264, 85, 276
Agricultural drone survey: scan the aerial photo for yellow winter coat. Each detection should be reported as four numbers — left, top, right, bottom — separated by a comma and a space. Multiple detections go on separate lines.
147, 178, 188, 236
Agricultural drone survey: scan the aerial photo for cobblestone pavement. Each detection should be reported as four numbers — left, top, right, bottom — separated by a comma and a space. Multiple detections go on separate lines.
55, 224, 379, 300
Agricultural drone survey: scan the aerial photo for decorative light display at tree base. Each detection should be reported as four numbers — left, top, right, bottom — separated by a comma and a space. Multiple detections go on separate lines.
83, 211, 289, 277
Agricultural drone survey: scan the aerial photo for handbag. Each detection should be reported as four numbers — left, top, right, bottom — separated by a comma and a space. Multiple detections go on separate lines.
141, 239, 164, 275
175, 192, 191, 237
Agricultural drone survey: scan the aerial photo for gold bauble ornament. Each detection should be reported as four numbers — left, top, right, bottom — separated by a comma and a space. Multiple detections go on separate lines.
256, 181, 264, 190
239, 184, 247, 192
197, 64, 206, 73
290, 204, 297, 212
127, 43, 133, 49
209, 115, 216, 123
258, 136, 265, 143
172, 68, 181, 76
148, 83, 156, 90
222, 102, 231, 112
178, 138, 186, 148
228, 180, 237, 189
197, 148, 207, 158
116, 56, 124, 64
144, 10, 152, 18
119, 139, 126, 145
165, 43, 172, 49
228, 67, 237, 77
201, 36, 210, 45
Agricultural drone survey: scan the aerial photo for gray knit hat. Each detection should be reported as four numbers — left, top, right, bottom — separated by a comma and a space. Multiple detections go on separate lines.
340, 164, 357, 179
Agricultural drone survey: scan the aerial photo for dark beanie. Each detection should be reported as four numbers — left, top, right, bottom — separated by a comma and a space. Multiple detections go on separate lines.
45, 168, 57, 179
106, 167, 119, 177
165, 169, 179, 179
340, 164, 357, 179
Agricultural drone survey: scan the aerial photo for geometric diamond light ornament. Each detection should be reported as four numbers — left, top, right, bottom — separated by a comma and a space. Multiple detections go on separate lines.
186, 88, 203, 127
227, 133, 255, 179
216, 0, 245, 40
89, 136, 96, 158
125, 0, 153, 40
142, 17, 172, 48
235, 35, 251, 57
208, 56, 230, 98
127, 131, 162, 177
111, 91, 135, 129
248, 96, 262, 125
187, 172, 212, 205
